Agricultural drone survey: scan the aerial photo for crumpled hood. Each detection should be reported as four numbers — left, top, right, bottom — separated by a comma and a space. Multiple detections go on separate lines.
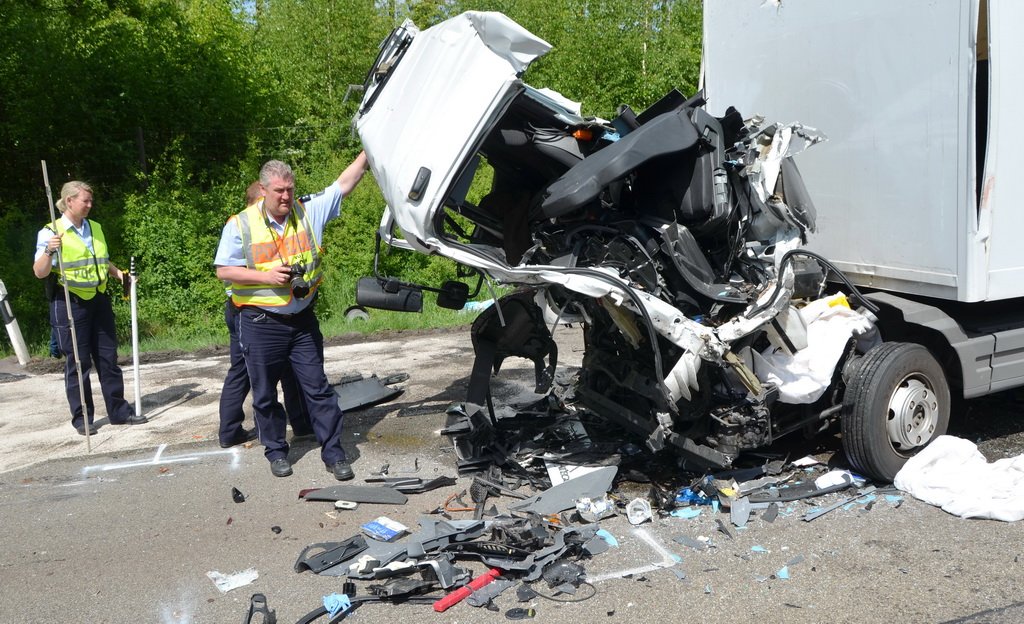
357, 12, 551, 253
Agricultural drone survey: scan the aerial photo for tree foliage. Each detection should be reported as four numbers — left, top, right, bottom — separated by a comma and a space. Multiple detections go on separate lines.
0, 0, 704, 355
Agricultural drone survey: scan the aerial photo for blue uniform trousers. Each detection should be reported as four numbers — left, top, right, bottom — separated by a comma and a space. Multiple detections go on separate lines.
238, 305, 346, 464
219, 299, 313, 443
51, 291, 134, 428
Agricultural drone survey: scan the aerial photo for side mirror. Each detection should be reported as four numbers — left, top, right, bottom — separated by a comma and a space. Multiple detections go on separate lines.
436, 280, 469, 310
356, 276, 423, 313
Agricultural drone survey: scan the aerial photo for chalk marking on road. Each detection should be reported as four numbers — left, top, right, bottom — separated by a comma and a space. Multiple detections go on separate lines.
82, 445, 239, 474
57, 480, 95, 488
587, 527, 679, 583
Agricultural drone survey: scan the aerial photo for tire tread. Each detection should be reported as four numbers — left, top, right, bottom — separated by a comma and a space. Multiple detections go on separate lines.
841, 342, 949, 481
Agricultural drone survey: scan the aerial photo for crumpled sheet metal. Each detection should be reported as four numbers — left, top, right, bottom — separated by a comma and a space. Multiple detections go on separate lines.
522, 524, 599, 582
314, 518, 487, 578
509, 466, 618, 516
331, 373, 407, 412
749, 122, 827, 204
466, 578, 516, 607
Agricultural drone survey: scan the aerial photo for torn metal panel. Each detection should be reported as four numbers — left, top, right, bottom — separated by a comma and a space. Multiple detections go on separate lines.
803, 486, 878, 522
583, 534, 611, 556
364, 475, 457, 494
318, 518, 488, 578
417, 558, 471, 589
508, 466, 617, 516
466, 578, 516, 607
523, 525, 597, 582
301, 485, 408, 505
332, 374, 405, 412
294, 537, 368, 574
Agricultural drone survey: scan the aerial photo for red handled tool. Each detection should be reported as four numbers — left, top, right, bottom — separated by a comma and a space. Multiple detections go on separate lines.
432, 567, 501, 612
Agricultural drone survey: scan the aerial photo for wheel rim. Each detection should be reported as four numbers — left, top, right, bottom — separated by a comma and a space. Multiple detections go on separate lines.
885, 373, 940, 452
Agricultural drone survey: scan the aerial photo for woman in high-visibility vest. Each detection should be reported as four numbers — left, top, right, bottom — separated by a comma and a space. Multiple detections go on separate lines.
32, 181, 147, 435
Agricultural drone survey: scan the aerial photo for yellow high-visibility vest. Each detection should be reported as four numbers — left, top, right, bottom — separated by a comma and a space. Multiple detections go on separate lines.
45, 219, 109, 300
230, 199, 323, 308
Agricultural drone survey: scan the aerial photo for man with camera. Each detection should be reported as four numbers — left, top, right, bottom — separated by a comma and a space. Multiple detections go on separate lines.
214, 153, 368, 479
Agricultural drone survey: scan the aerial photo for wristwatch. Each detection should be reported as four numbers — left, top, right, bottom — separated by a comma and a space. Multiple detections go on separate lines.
45, 247, 57, 257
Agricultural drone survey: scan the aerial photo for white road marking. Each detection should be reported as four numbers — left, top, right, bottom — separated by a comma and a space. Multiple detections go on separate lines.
82, 445, 239, 474
586, 527, 680, 583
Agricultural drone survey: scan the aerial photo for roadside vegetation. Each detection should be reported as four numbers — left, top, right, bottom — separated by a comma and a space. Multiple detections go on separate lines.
0, 0, 701, 357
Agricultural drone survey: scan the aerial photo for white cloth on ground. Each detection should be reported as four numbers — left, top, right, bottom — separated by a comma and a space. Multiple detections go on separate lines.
894, 435, 1024, 522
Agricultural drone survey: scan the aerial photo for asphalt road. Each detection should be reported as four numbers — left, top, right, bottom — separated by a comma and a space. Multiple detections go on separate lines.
1, 326, 1023, 623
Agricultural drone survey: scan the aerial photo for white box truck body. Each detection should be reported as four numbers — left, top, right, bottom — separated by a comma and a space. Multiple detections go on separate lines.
704, 0, 1024, 400
704, 0, 1022, 301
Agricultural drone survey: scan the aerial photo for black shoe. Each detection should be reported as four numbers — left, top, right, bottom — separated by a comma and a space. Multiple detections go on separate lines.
110, 413, 148, 426
270, 458, 293, 477
74, 424, 98, 436
220, 429, 258, 448
326, 460, 354, 481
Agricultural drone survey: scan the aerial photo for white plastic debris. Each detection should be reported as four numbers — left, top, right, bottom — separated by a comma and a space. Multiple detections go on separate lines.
206, 568, 258, 593
814, 469, 856, 490
626, 497, 653, 525
576, 496, 616, 522
546, 461, 607, 486
791, 455, 822, 467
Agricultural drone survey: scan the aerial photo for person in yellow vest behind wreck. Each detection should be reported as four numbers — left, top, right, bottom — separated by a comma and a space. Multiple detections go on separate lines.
32, 181, 148, 435
214, 153, 368, 479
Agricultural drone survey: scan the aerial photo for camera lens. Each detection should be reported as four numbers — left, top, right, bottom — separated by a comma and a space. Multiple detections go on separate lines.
288, 266, 311, 299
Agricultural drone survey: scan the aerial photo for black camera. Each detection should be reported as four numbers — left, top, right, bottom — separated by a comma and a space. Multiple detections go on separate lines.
287, 265, 311, 299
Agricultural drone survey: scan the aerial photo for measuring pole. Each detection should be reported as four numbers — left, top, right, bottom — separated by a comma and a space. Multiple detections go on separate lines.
42, 160, 91, 452
130, 257, 141, 419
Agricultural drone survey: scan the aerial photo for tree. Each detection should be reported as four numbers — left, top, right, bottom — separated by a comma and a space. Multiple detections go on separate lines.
440, 0, 702, 118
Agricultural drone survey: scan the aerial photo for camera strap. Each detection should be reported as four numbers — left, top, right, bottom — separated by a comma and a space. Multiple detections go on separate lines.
261, 205, 298, 268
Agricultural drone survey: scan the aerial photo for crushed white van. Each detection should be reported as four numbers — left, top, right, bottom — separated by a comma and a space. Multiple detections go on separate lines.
356, 3, 1012, 481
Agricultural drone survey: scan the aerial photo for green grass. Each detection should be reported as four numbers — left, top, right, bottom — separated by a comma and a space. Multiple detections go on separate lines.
123, 301, 479, 357
9, 298, 489, 360
318, 301, 477, 337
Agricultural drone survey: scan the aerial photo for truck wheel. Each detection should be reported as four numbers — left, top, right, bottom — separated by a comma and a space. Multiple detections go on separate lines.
841, 342, 949, 482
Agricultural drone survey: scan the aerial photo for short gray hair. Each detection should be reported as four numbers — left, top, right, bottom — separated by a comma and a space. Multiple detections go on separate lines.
56, 181, 93, 213
259, 160, 294, 186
